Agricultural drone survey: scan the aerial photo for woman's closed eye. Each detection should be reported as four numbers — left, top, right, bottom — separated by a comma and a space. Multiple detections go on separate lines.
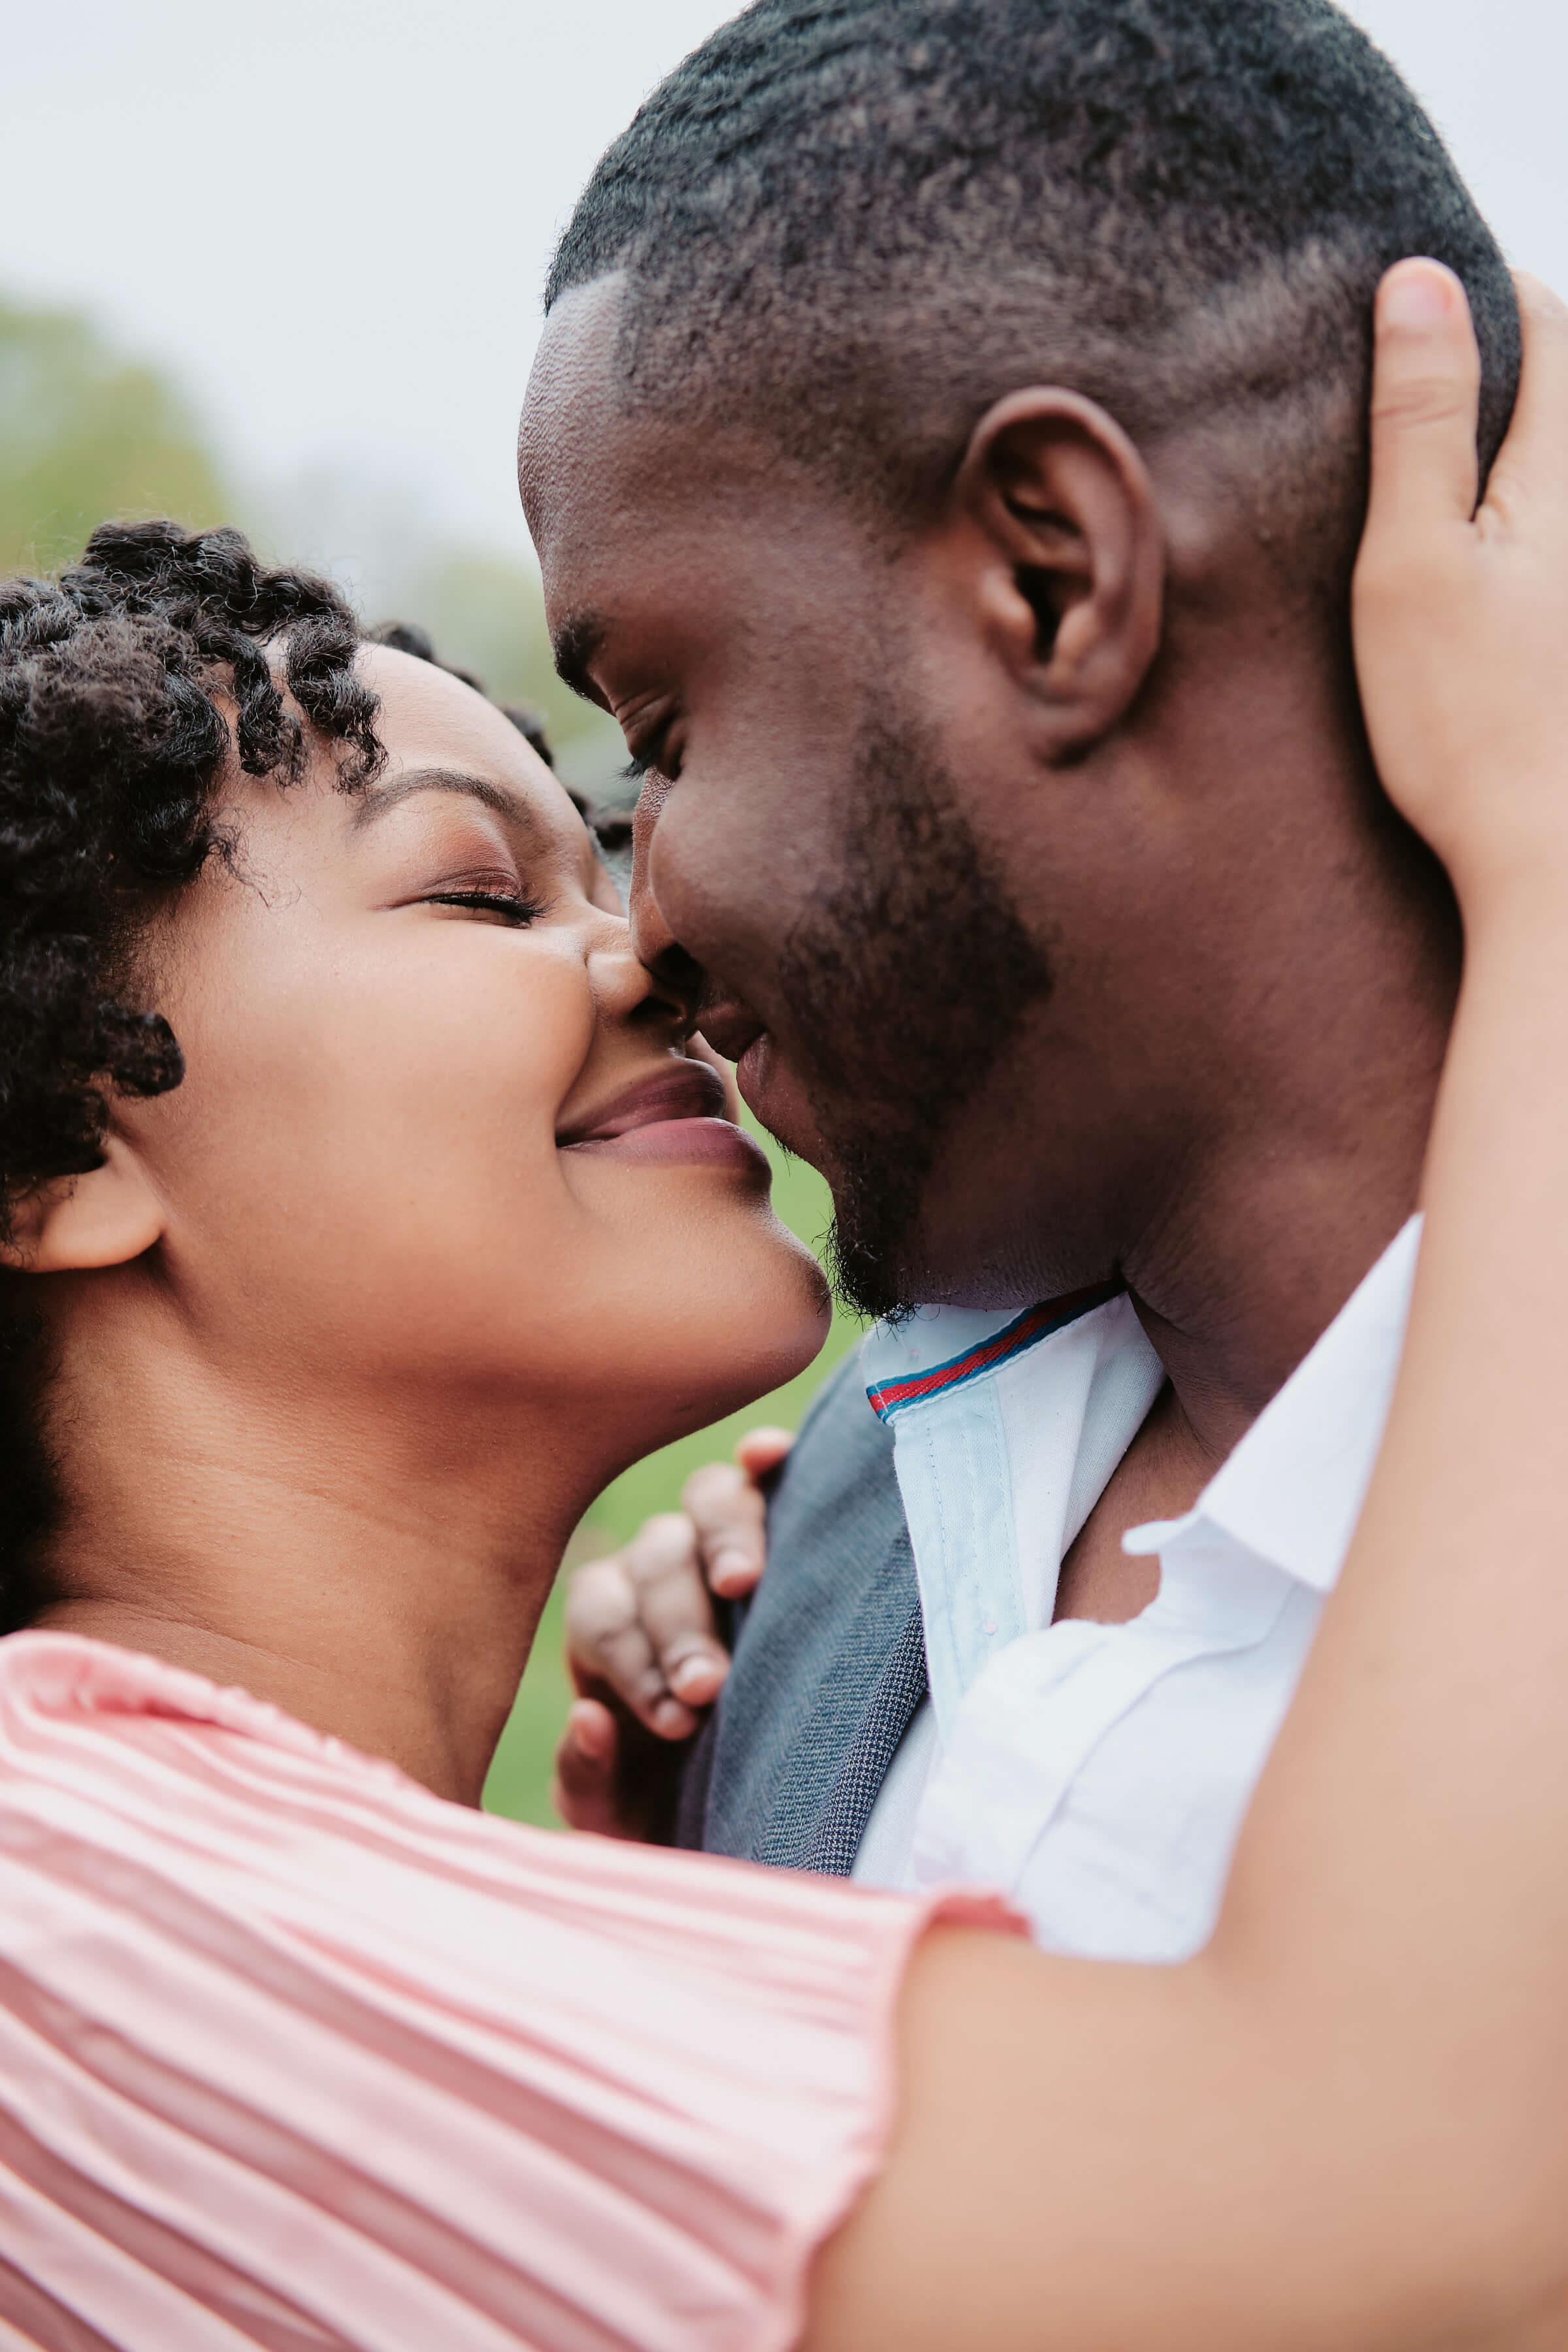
371, 791, 561, 925
423, 886, 548, 926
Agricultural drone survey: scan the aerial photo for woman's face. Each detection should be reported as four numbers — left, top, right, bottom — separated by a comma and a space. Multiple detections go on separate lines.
118, 646, 830, 1458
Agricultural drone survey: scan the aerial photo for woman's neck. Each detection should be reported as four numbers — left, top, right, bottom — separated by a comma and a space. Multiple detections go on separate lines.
33, 1304, 606, 1804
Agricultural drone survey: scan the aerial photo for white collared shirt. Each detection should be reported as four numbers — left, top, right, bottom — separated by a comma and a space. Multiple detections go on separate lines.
851, 1218, 1419, 1959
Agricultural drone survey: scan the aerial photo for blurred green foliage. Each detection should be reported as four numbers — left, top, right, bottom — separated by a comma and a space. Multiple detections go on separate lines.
0, 291, 623, 793
0, 297, 230, 575
482, 1128, 864, 1827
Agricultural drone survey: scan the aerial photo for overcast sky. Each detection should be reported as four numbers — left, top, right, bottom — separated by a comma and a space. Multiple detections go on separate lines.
2, 0, 1563, 564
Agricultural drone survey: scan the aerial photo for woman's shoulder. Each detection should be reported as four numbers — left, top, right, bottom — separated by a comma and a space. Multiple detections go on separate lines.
0, 1624, 979, 1942
0, 1625, 1005, 2350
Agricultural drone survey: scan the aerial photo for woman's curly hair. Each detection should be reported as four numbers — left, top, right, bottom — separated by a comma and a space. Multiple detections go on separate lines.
0, 519, 382, 1627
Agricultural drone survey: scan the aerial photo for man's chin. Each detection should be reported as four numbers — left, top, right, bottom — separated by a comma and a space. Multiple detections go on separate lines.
723, 1045, 924, 1318
826, 1173, 1063, 1321
819, 1143, 932, 1323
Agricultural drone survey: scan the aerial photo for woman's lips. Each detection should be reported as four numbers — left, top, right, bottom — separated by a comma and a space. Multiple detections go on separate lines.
581, 1117, 768, 1170
557, 1060, 769, 1175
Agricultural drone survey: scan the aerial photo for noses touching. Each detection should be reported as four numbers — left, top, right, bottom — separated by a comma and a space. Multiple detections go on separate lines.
628, 801, 765, 1066
587, 882, 698, 1043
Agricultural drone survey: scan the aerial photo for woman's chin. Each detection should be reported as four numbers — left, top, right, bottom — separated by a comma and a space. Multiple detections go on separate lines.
688, 1245, 834, 1413
602, 1240, 833, 1456
525, 1183, 837, 1463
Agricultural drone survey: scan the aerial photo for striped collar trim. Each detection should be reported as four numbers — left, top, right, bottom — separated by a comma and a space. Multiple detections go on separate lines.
866, 1281, 1123, 1424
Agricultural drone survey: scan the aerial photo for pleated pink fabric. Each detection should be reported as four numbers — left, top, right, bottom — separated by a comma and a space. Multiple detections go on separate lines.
0, 1631, 1013, 2352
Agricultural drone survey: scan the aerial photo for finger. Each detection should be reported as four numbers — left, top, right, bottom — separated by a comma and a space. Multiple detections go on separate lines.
683, 1461, 768, 1599
621, 1511, 731, 1702
551, 1700, 627, 1836
567, 1550, 701, 1736
564, 1554, 641, 1678
595, 1618, 702, 1737
1487, 271, 1568, 517
734, 1425, 794, 1478
1364, 258, 1481, 547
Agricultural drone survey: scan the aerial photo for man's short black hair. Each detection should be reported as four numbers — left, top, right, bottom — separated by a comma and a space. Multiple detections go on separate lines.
547, 0, 1518, 593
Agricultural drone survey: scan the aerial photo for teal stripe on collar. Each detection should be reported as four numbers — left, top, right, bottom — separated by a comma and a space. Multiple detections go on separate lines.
866, 1281, 1122, 1424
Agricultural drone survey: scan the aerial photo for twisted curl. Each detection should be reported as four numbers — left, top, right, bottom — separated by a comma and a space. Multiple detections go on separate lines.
0, 519, 380, 1625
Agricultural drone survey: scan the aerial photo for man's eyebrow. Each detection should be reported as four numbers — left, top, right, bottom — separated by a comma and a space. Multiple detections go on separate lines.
352, 767, 542, 832
551, 611, 609, 709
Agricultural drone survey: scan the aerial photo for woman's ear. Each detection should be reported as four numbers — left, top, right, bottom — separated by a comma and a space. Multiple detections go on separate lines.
953, 386, 1165, 759
3, 1133, 165, 1274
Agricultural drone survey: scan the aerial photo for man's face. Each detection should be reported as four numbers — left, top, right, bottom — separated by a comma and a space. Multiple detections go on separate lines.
521, 282, 1192, 1315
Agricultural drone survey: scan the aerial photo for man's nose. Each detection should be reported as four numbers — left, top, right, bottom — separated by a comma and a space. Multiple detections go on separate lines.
629, 783, 706, 1009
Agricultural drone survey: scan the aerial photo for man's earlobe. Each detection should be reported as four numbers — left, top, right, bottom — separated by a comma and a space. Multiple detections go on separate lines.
3, 1134, 164, 1275
956, 387, 1165, 756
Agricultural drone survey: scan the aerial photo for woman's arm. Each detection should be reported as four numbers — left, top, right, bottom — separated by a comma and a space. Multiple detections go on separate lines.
806, 264, 1568, 2351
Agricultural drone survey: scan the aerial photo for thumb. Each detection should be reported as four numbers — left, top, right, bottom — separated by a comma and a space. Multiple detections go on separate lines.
1364, 259, 1482, 555
551, 1700, 627, 1836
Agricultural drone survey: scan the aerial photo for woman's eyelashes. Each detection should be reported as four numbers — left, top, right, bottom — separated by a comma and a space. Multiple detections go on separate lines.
622, 719, 680, 785
419, 877, 548, 926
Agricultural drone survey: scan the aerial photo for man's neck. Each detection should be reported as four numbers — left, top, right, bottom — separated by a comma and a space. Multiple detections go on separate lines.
1122, 883, 1452, 1465
1059, 945, 1445, 1623
1126, 1149, 1427, 1469
1062, 506, 1462, 1462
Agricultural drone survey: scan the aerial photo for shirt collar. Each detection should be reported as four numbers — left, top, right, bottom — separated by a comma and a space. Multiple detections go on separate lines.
860, 1281, 1125, 1422
1122, 1215, 1422, 1593
862, 1284, 1163, 1733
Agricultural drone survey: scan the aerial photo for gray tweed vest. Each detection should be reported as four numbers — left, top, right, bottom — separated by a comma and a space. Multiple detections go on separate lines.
676, 1350, 924, 1872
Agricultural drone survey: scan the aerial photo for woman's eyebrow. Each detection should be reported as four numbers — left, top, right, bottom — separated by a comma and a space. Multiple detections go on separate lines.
353, 768, 541, 834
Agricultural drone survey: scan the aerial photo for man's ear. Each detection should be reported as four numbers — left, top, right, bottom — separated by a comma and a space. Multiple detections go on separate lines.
954, 387, 1165, 759
3, 1132, 164, 1274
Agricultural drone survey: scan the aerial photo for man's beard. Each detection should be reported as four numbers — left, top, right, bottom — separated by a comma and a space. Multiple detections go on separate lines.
774, 698, 1053, 1322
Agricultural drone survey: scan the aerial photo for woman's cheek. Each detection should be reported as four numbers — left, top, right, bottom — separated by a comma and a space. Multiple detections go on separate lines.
504, 939, 602, 1096
374, 928, 596, 1108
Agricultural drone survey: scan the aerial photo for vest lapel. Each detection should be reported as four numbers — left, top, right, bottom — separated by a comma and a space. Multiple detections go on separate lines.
796, 1605, 928, 1874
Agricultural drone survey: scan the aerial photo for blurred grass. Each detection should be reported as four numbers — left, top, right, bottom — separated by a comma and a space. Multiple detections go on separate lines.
482, 1124, 863, 1826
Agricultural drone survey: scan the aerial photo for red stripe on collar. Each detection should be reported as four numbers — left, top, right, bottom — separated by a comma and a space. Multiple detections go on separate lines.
866, 1281, 1122, 1423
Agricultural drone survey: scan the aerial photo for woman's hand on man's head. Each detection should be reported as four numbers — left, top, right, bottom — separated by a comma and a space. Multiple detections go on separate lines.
553, 1428, 792, 1839
1354, 259, 1568, 917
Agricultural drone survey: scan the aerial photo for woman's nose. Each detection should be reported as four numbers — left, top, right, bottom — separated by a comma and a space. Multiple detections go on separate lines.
587, 919, 696, 1036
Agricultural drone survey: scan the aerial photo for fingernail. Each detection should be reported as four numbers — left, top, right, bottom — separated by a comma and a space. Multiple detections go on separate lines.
671, 1656, 719, 1697
651, 1698, 692, 1736
709, 1548, 755, 1593
1384, 263, 1456, 330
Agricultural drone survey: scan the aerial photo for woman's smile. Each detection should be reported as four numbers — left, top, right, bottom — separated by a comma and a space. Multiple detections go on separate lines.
557, 1058, 769, 1173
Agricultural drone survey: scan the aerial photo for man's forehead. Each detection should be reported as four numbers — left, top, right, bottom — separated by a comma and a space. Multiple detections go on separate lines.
521, 279, 623, 457
520, 276, 736, 546
525, 350, 800, 630
520, 275, 814, 546
519, 282, 625, 548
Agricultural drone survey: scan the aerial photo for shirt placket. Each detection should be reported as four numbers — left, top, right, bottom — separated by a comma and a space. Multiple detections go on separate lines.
910, 1542, 1294, 1901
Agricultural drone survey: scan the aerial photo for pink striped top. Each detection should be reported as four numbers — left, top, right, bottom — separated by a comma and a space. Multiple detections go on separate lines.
0, 1631, 1012, 2352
